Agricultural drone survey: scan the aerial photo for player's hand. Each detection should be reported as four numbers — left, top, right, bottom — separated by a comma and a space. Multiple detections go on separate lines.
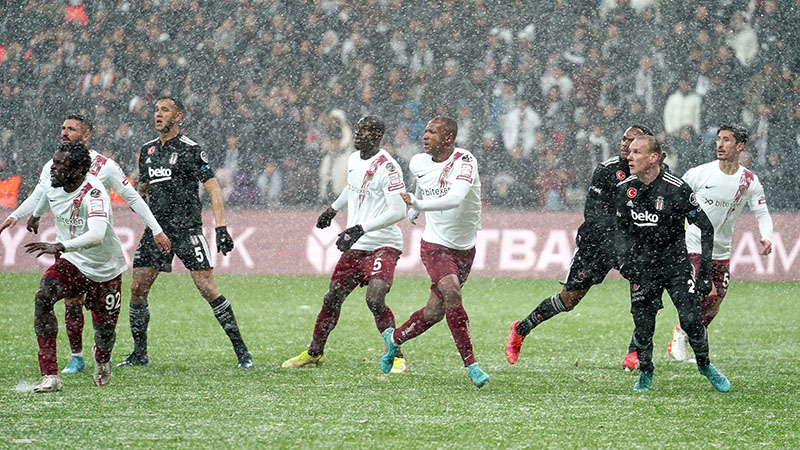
696, 272, 712, 297
216, 226, 234, 255
399, 193, 412, 205
408, 208, 420, 225
0, 217, 16, 234
336, 225, 364, 252
26, 216, 40, 234
759, 239, 772, 256
153, 231, 171, 254
24, 242, 64, 257
316, 207, 337, 229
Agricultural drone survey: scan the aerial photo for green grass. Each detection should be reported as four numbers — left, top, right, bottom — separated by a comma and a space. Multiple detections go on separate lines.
0, 272, 798, 448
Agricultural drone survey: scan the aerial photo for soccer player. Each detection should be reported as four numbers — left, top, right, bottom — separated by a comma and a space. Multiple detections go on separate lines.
381, 116, 490, 388
614, 135, 730, 392
282, 116, 409, 372
24, 142, 128, 391
0, 115, 170, 375
504, 125, 653, 366
116, 96, 252, 369
666, 125, 773, 361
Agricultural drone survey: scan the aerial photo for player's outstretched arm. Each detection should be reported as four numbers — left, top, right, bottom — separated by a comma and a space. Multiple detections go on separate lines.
109, 163, 169, 251
203, 178, 234, 255
411, 182, 470, 212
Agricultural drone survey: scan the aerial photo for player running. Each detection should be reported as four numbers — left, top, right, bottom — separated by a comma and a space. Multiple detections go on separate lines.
615, 135, 730, 392
1, 114, 169, 375
504, 125, 653, 367
282, 116, 409, 372
25, 142, 128, 391
665, 125, 773, 361
381, 116, 489, 388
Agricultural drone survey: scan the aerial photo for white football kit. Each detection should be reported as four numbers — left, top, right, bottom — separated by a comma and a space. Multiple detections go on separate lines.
35, 174, 127, 282
408, 147, 481, 250
683, 161, 773, 259
331, 149, 406, 251
8, 150, 163, 235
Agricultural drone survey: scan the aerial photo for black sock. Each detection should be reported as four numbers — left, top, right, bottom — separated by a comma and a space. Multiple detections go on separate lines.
516, 294, 568, 336
129, 303, 150, 355
209, 296, 249, 357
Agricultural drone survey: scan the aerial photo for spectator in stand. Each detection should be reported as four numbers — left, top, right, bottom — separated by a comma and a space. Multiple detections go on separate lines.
664, 76, 702, 137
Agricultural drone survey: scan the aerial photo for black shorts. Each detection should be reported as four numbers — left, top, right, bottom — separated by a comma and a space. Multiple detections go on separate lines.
133, 228, 213, 272
562, 231, 616, 291
629, 259, 697, 315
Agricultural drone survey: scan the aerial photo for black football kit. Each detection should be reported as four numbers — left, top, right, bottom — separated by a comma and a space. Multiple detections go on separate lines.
614, 169, 714, 373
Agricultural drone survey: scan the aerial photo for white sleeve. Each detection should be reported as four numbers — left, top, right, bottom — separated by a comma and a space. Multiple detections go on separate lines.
412, 182, 470, 211
106, 165, 163, 235
748, 177, 773, 242
9, 165, 49, 220
408, 183, 421, 222
59, 216, 107, 251
361, 193, 406, 232
331, 187, 348, 211
33, 191, 51, 217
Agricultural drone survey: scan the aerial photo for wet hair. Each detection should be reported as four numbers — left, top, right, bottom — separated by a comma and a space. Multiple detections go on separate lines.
431, 116, 458, 140
629, 124, 654, 136
633, 134, 662, 155
718, 124, 748, 144
57, 142, 92, 176
156, 96, 185, 112
65, 114, 93, 132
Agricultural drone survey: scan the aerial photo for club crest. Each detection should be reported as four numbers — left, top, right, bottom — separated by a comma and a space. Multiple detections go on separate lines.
655, 196, 664, 211
169, 153, 178, 165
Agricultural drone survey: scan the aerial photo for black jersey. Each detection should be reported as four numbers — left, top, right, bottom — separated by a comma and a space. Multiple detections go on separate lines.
138, 134, 215, 233
581, 156, 630, 237
614, 169, 713, 274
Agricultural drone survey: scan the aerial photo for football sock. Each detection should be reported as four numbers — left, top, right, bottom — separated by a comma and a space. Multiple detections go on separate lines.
309, 305, 340, 357
37, 336, 58, 376
517, 294, 568, 336
699, 293, 720, 328
64, 302, 84, 354
92, 324, 115, 364
445, 305, 476, 367
129, 303, 150, 355
374, 307, 403, 358
686, 324, 710, 367
394, 308, 434, 345
209, 296, 248, 355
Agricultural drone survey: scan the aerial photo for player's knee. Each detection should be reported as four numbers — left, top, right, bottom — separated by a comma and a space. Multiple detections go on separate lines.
323, 290, 346, 312
130, 280, 150, 300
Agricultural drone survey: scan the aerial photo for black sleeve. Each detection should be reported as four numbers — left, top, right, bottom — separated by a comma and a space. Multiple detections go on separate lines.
191, 145, 215, 183
138, 146, 150, 184
613, 187, 632, 270
585, 164, 616, 231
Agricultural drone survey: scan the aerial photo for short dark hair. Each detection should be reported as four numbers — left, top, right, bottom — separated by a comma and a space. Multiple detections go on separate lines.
431, 116, 458, 140
57, 142, 92, 176
629, 124, 654, 136
360, 115, 386, 135
66, 114, 93, 132
156, 96, 184, 112
718, 124, 748, 144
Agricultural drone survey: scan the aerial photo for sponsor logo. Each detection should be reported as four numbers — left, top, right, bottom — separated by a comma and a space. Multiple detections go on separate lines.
200, 150, 209, 163
147, 146, 155, 155
689, 193, 699, 206
169, 153, 178, 165
616, 170, 626, 180
462, 154, 472, 163
627, 187, 637, 198
655, 196, 664, 211
90, 189, 101, 198
385, 162, 395, 172
90, 199, 105, 214
56, 216, 85, 226
148, 167, 172, 178
704, 185, 715, 189
630, 209, 659, 223
420, 186, 450, 197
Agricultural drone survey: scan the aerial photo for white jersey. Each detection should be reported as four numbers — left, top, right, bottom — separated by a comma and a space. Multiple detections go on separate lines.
43, 175, 127, 282
683, 161, 773, 259
410, 147, 481, 250
9, 150, 163, 235
340, 149, 406, 251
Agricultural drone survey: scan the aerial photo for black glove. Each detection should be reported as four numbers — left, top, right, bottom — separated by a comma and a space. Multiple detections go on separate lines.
696, 271, 712, 297
316, 207, 337, 229
216, 226, 234, 255
336, 225, 365, 252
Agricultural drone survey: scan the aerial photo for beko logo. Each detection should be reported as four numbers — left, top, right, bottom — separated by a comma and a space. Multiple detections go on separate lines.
149, 167, 172, 178
630, 210, 659, 223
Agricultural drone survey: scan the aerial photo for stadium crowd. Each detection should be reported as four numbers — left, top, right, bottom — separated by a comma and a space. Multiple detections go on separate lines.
1, 0, 799, 210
